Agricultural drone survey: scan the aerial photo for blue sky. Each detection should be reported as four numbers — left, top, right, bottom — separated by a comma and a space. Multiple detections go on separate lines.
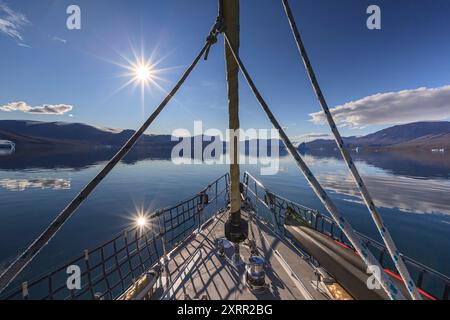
1, 0, 450, 140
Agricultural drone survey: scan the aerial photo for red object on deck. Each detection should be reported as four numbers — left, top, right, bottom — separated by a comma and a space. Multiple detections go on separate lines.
333, 239, 437, 300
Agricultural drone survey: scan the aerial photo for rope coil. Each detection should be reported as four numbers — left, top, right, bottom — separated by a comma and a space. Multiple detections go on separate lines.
204, 16, 226, 60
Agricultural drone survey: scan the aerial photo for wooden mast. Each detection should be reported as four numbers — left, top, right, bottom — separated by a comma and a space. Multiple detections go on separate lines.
223, 0, 247, 246
224, 0, 241, 221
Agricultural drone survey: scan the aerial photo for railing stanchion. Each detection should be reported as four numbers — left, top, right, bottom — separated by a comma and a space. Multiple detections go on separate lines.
215, 180, 219, 218
254, 181, 258, 214
84, 249, 96, 299
100, 247, 112, 299
123, 231, 135, 282
157, 210, 168, 268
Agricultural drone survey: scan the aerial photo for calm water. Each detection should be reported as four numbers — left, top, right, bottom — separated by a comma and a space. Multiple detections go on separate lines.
1, 149, 450, 288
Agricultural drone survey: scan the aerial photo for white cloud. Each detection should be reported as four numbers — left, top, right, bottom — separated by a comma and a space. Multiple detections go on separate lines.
52, 36, 67, 44
17, 42, 31, 48
291, 133, 332, 143
310, 85, 450, 128
0, 101, 73, 115
0, 2, 30, 43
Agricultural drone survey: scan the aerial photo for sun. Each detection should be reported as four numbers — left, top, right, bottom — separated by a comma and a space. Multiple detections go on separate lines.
106, 51, 165, 96
120, 56, 168, 107
132, 62, 153, 84
116, 55, 164, 117
102, 43, 179, 116
122, 55, 168, 92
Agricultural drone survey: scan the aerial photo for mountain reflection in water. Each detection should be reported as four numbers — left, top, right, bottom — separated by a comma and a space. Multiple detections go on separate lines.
1, 147, 450, 179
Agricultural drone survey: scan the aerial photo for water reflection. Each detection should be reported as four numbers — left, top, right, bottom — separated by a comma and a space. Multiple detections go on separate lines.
2, 147, 450, 214
0, 178, 71, 191
2, 147, 450, 180
317, 173, 450, 215
0, 147, 171, 171
306, 149, 450, 180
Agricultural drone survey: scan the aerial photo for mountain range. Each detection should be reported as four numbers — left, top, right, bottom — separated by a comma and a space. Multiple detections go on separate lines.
1, 120, 450, 153
302, 121, 450, 152
0, 120, 174, 149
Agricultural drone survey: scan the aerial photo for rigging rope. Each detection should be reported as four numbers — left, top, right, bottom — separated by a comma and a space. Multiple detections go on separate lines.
0, 28, 219, 294
223, 32, 405, 300
280, 0, 421, 300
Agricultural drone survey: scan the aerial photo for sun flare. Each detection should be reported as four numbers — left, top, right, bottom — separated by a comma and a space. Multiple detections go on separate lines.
104, 44, 178, 116
136, 215, 148, 228
119, 55, 168, 105
126, 204, 153, 234
133, 62, 153, 84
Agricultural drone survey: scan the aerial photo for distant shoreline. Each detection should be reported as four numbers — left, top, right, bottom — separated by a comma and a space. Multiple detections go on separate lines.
1, 119, 450, 155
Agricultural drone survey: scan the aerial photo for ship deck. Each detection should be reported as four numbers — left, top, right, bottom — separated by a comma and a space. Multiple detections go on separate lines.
153, 208, 330, 300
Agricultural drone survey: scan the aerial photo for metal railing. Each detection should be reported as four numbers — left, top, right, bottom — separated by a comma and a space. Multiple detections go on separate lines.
242, 171, 450, 300
1, 174, 230, 300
